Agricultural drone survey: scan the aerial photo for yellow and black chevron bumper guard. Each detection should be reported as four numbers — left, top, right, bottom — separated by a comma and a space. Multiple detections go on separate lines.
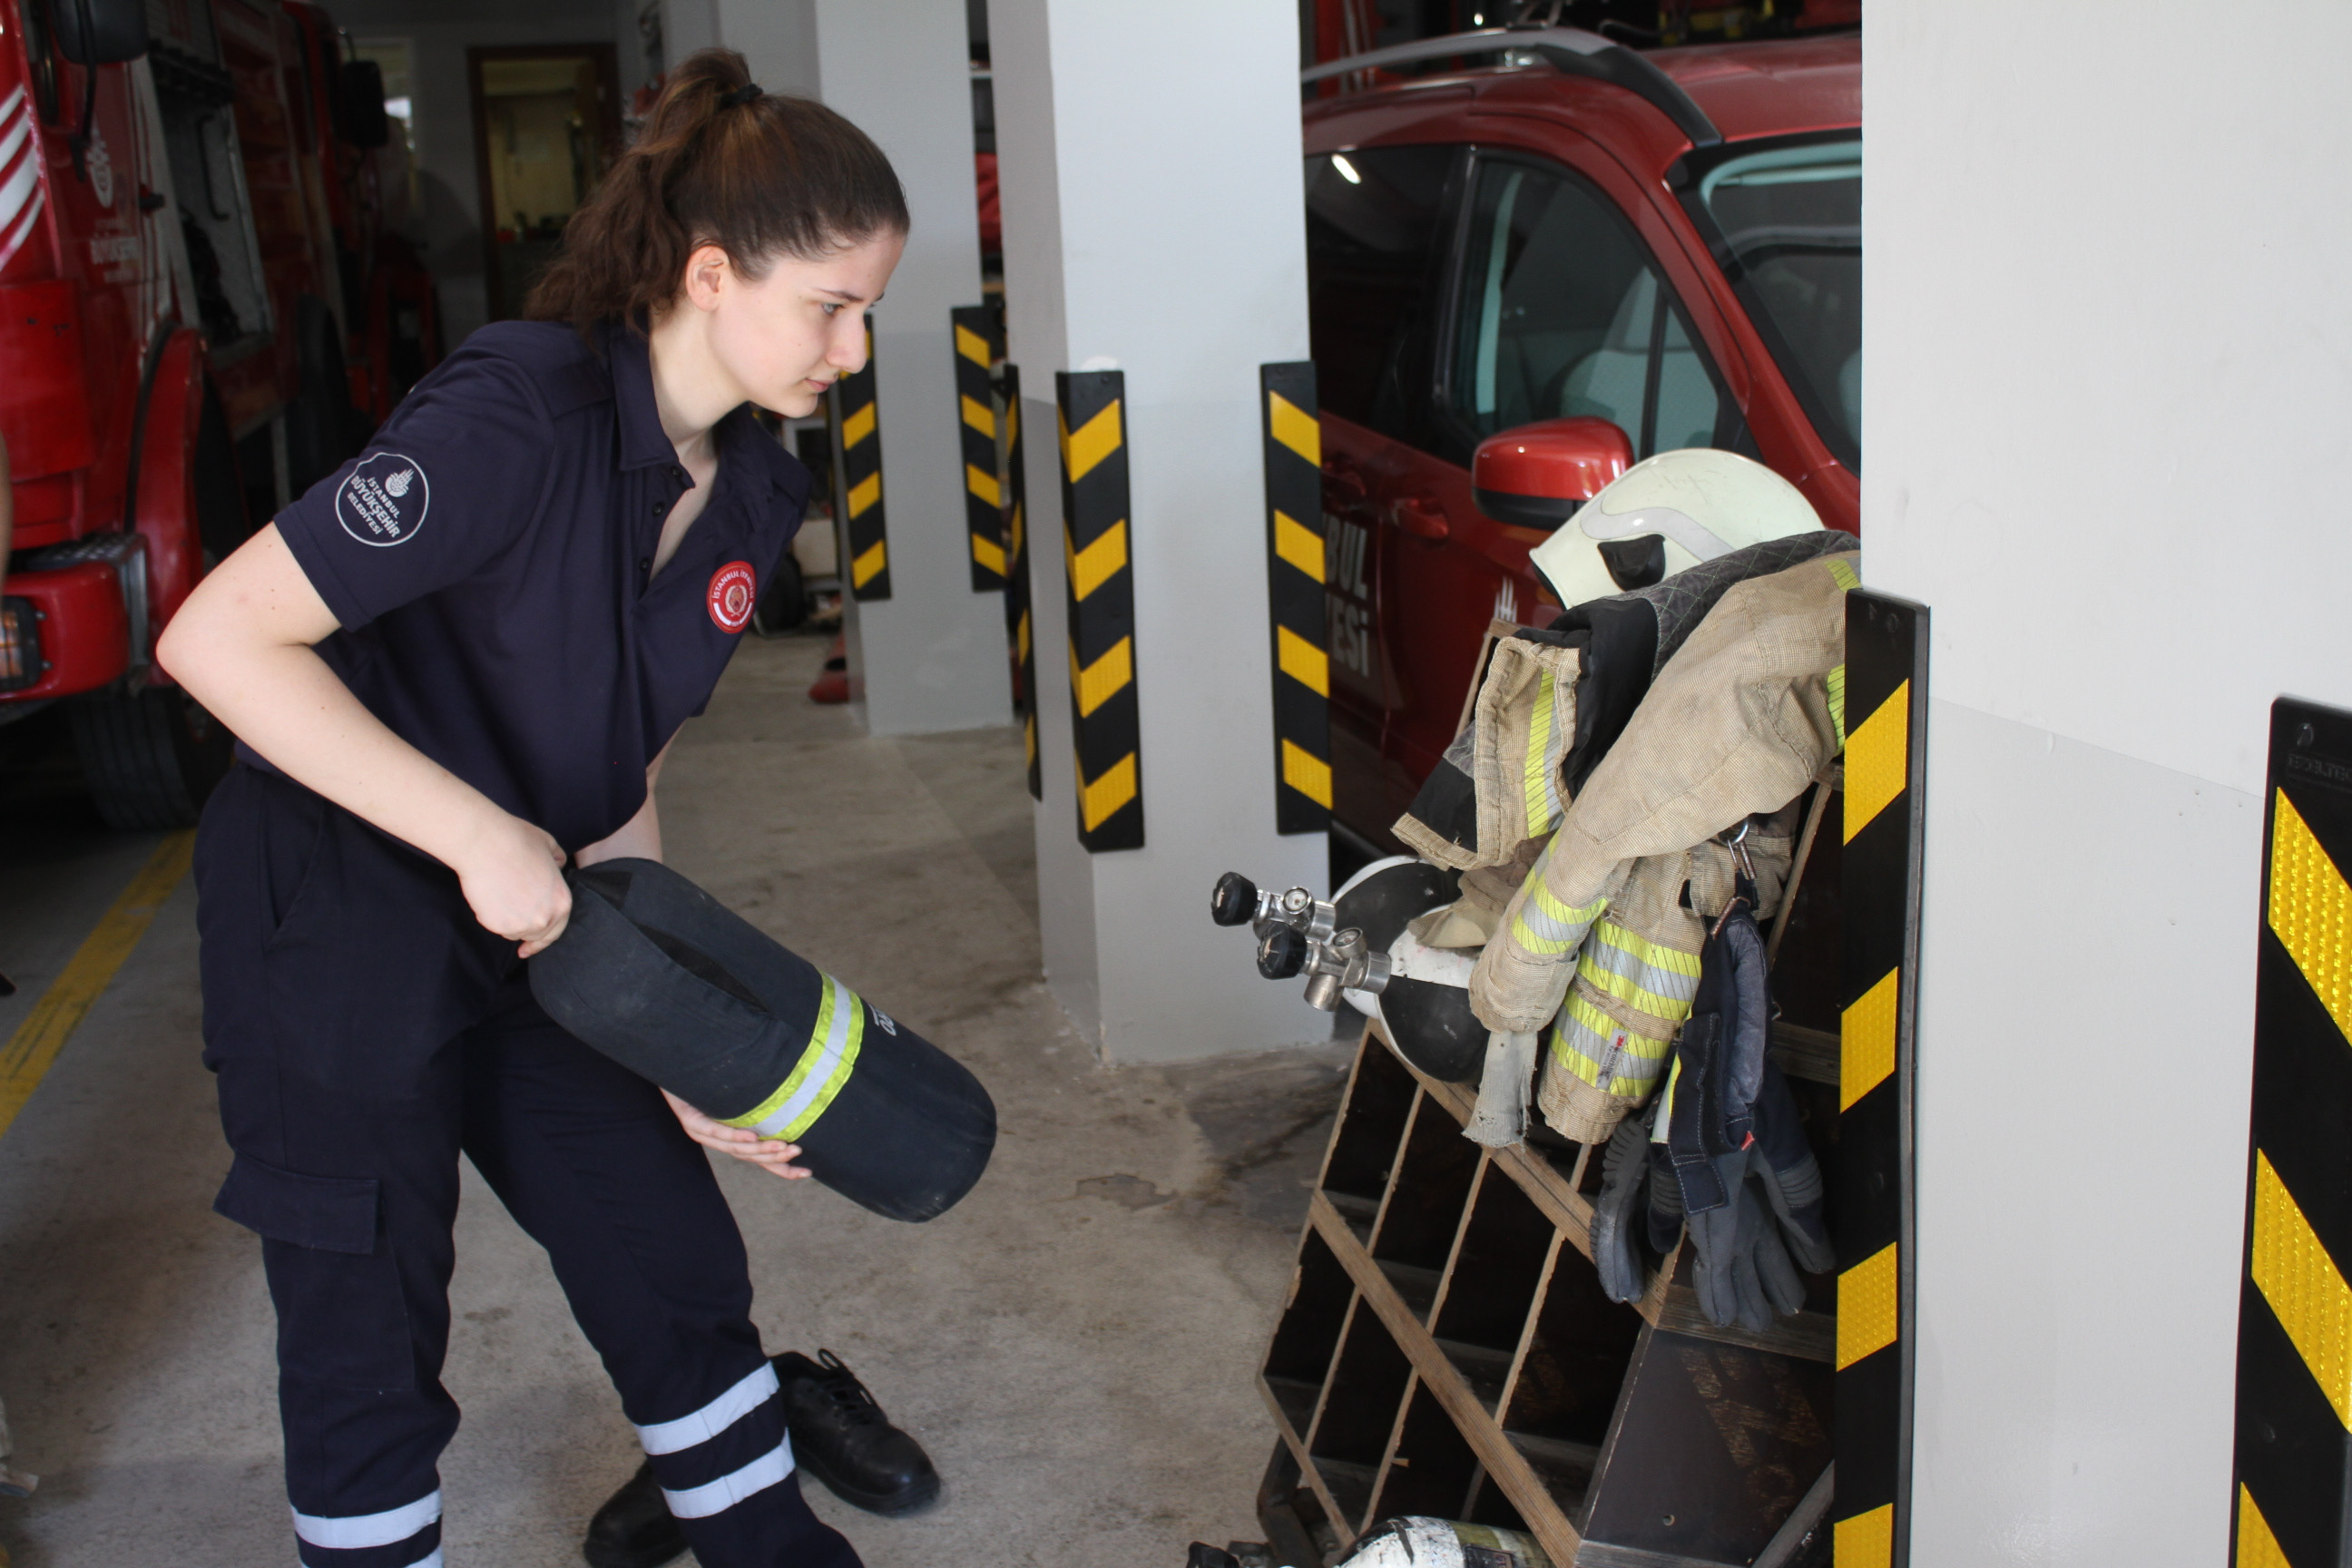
829, 328, 888, 601
1002, 363, 1040, 800
2233, 699, 2352, 1567
1836, 589, 1927, 1568
951, 306, 1006, 591
1259, 362, 1329, 836
1057, 370, 1141, 852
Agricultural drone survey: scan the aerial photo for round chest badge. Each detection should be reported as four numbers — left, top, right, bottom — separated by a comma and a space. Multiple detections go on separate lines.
707, 561, 757, 632
335, 453, 431, 547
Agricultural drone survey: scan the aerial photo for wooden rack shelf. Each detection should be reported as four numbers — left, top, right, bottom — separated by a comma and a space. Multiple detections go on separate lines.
1258, 1018, 1838, 1567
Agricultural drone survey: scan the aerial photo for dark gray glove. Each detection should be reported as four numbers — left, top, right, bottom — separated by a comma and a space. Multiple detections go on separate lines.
1749, 1059, 1834, 1275
1677, 1064, 1834, 1329
1686, 1150, 1810, 1331
1592, 1112, 1655, 1305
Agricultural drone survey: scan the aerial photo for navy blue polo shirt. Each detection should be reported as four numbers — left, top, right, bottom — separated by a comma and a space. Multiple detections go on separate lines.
256, 320, 809, 853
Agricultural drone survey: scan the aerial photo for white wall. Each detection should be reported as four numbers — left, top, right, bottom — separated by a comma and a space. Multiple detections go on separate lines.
1869, 5, 2352, 1561
995, 0, 1328, 1059
708, 0, 1004, 739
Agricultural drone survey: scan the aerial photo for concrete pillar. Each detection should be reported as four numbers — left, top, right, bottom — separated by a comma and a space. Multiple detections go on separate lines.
1868, 5, 2352, 1560
707, 0, 1006, 736
993, 0, 1328, 1060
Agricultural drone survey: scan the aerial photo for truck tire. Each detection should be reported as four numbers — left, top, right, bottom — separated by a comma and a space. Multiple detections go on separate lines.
68, 685, 235, 830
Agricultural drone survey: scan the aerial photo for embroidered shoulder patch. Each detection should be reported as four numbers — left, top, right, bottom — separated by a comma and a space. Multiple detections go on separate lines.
335, 454, 431, 547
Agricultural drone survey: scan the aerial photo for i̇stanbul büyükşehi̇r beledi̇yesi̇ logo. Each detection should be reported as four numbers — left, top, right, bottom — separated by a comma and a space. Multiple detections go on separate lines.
336, 453, 431, 547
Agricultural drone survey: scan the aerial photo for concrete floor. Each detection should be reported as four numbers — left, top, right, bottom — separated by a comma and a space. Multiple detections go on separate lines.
0, 632, 1350, 1567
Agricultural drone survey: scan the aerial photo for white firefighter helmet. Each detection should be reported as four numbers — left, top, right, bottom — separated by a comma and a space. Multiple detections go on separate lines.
1529, 447, 1824, 612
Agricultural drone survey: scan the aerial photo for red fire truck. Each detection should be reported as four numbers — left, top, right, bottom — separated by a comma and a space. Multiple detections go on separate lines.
0, 0, 436, 827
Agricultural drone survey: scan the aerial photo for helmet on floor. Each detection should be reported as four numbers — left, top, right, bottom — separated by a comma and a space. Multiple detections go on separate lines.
531, 859, 996, 1222
1529, 447, 1824, 612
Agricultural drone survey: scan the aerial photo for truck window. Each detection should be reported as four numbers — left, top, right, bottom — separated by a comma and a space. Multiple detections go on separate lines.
1445, 157, 1738, 465
1688, 135, 1862, 472
1302, 144, 1455, 444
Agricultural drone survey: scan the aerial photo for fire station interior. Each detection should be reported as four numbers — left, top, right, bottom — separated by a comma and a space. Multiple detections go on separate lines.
0, 1, 2345, 1566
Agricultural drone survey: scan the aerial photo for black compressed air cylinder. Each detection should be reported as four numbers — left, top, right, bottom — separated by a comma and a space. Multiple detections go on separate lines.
529, 858, 995, 1222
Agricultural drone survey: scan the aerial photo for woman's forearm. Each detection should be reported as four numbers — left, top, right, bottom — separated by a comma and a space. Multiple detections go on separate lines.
187, 635, 518, 865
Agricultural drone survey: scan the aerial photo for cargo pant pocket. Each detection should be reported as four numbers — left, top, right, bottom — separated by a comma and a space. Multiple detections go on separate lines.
214, 1152, 417, 1392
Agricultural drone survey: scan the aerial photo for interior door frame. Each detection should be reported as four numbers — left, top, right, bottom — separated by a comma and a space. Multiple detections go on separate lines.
466, 42, 623, 321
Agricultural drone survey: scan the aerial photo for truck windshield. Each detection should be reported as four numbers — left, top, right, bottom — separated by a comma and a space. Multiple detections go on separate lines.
1695, 137, 1861, 471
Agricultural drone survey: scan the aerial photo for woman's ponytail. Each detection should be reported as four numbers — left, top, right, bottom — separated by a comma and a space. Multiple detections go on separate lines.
524, 48, 908, 330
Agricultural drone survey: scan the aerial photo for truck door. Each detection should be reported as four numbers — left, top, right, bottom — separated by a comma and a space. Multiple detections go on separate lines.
1300, 142, 1460, 849
1376, 145, 1750, 808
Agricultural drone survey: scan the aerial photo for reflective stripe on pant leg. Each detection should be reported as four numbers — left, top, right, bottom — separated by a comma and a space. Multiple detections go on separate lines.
662, 1436, 797, 1518
1549, 987, 1673, 1099
634, 1361, 779, 1455
292, 1487, 443, 1568
1576, 917, 1700, 1024
292, 1491, 441, 1549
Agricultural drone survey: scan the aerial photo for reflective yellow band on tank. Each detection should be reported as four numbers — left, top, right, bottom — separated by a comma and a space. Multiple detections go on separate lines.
725, 974, 868, 1142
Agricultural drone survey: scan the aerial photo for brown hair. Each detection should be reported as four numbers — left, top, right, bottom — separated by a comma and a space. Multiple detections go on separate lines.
524, 48, 908, 330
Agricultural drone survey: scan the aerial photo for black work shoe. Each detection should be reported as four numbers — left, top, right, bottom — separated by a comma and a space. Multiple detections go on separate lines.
774, 1348, 942, 1515
583, 1460, 686, 1568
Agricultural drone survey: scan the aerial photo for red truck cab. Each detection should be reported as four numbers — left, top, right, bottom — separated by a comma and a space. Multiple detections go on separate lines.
0, 0, 430, 827
1302, 28, 1860, 848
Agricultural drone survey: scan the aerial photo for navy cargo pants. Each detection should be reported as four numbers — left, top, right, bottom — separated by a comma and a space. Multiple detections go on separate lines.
195, 765, 859, 1568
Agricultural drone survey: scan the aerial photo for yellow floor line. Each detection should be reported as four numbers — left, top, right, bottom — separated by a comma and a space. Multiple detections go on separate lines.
0, 830, 195, 1141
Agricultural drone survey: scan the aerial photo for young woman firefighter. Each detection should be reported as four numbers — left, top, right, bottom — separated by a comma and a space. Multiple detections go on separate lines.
159, 50, 939, 1568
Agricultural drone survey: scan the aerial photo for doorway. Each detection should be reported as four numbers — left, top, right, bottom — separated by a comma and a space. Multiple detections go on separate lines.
467, 45, 622, 320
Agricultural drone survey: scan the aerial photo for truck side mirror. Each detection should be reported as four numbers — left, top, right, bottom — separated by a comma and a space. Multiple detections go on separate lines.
50, 0, 148, 65
1470, 416, 1633, 529
338, 59, 392, 149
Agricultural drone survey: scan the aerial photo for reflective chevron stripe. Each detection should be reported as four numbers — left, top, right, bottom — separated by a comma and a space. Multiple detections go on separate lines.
1058, 369, 1142, 851
1835, 588, 1927, 1558
1261, 363, 1329, 831
952, 305, 1005, 589
997, 365, 1042, 802
828, 328, 889, 600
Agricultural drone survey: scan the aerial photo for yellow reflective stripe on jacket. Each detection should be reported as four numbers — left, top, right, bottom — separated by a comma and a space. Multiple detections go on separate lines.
1828, 663, 1847, 751
1509, 871, 1607, 957
1524, 668, 1565, 838
724, 973, 867, 1142
1550, 987, 1673, 1098
1823, 556, 1859, 594
1576, 917, 1701, 1022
